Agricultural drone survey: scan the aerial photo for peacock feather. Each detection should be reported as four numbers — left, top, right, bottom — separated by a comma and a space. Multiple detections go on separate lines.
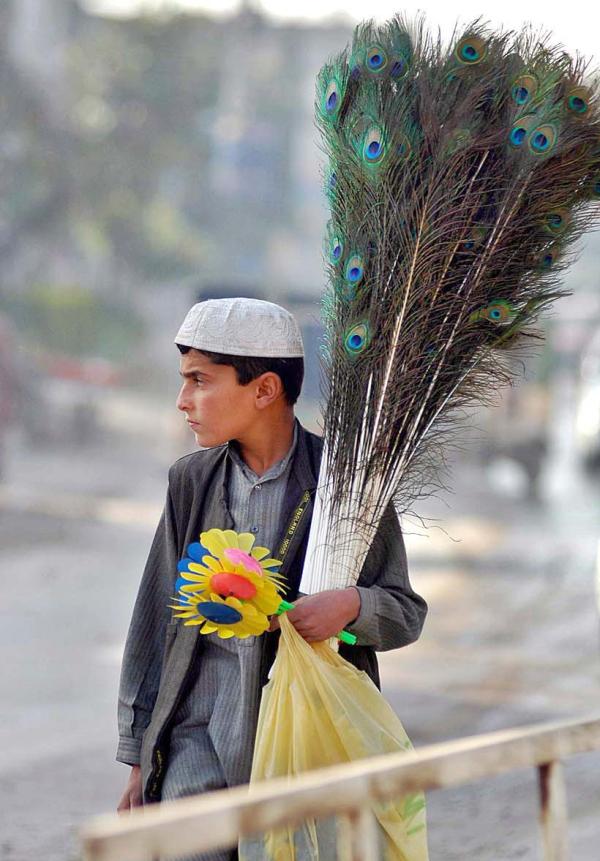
301, 14, 600, 594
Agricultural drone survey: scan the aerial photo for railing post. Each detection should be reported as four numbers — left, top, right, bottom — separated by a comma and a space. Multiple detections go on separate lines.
538, 760, 568, 861
337, 806, 379, 861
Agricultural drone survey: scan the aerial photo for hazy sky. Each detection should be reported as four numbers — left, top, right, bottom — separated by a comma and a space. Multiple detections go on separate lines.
83, 0, 599, 64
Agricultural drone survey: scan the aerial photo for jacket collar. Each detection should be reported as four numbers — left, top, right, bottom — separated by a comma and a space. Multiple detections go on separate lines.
290, 417, 321, 492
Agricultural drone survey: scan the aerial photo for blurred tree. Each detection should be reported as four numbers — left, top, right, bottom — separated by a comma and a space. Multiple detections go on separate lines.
0, 1, 351, 363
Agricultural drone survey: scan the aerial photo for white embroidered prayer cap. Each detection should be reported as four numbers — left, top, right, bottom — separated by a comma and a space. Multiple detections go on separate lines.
174, 297, 304, 358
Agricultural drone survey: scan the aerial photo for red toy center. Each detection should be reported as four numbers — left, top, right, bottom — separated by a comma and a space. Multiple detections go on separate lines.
211, 571, 257, 601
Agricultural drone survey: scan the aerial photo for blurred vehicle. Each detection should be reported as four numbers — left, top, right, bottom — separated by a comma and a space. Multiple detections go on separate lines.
21, 353, 123, 447
575, 328, 600, 470
477, 381, 550, 500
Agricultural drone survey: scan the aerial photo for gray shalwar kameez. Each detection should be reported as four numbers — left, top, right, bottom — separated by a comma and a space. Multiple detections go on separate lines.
116, 420, 428, 861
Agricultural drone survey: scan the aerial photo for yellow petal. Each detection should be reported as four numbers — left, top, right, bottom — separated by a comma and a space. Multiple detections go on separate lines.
201, 623, 219, 634
217, 629, 235, 639
237, 533, 255, 553
251, 546, 270, 561
200, 529, 230, 556
201, 556, 222, 573
222, 530, 239, 547
252, 592, 282, 615
244, 616, 269, 635
184, 619, 204, 626
187, 562, 214, 575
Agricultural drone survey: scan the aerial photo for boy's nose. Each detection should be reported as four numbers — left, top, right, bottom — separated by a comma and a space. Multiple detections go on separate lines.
176, 385, 190, 412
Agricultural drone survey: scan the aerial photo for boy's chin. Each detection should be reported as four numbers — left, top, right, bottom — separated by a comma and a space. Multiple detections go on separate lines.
192, 428, 229, 449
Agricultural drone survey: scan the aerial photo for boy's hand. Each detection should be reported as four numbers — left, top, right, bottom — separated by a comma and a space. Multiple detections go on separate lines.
117, 764, 143, 813
268, 588, 360, 642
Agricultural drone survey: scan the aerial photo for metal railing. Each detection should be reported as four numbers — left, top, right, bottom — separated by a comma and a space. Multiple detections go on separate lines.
81, 714, 600, 861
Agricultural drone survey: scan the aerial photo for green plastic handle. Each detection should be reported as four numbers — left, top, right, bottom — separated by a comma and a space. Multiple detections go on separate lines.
276, 600, 357, 646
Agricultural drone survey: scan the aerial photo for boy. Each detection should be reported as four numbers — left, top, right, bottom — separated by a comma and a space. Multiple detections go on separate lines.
116, 297, 428, 860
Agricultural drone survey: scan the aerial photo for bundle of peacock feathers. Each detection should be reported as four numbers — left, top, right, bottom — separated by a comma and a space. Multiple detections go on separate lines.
300, 15, 600, 595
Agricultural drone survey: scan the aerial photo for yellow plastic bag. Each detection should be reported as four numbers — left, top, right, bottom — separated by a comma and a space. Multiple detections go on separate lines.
239, 615, 429, 861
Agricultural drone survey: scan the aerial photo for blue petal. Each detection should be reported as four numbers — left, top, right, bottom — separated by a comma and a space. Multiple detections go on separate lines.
186, 542, 212, 563
175, 575, 196, 593
200, 602, 243, 624
177, 558, 192, 572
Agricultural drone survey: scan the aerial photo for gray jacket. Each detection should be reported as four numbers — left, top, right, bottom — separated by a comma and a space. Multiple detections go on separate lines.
116, 422, 428, 801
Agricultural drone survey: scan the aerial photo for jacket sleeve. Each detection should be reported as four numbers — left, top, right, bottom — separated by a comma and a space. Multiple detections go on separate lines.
344, 501, 428, 651
116, 470, 180, 765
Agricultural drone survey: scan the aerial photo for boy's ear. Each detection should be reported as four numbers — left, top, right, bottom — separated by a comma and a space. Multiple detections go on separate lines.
254, 372, 284, 407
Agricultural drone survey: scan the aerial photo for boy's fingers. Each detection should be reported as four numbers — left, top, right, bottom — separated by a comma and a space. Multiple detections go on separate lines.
268, 616, 280, 632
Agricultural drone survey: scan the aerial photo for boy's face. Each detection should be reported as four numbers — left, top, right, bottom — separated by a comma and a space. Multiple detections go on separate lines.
176, 350, 258, 448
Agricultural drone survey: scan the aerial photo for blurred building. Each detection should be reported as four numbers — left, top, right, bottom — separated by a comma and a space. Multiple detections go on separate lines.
7, 0, 78, 120
1, 1, 352, 347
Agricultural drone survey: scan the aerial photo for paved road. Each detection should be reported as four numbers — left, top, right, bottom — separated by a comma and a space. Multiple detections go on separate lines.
1, 410, 599, 860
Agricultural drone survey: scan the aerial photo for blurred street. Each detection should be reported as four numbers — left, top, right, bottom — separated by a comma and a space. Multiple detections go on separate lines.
0, 395, 599, 861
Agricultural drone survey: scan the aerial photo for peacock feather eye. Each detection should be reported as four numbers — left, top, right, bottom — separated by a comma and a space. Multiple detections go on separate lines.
484, 303, 511, 323
470, 300, 514, 325
361, 124, 387, 164
366, 44, 388, 73
462, 226, 487, 250
528, 123, 558, 155
344, 322, 370, 357
543, 208, 571, 236
537, 247, 559, 269
390, 56, 408, 79
345, 253, 365, 285
511, 74, 538, 107
508, 114, 537, 149
454, 34, 488, 66
324, 78, 341, 115
565, 86, 591, 116
591, 174, 600, 198
395, 133, 412, 161
330, 236, 344, 263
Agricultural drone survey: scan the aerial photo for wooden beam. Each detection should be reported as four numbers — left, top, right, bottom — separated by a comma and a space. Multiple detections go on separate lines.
538, 761, 569, 861
81, 714, 600, 861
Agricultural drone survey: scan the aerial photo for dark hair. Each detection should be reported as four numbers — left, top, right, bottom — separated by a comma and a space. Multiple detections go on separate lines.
177, 345, 304, 406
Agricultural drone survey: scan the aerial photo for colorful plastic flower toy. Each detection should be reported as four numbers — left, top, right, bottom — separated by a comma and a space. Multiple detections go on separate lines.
170, 528, 357, 644
175, 528, 284, 615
